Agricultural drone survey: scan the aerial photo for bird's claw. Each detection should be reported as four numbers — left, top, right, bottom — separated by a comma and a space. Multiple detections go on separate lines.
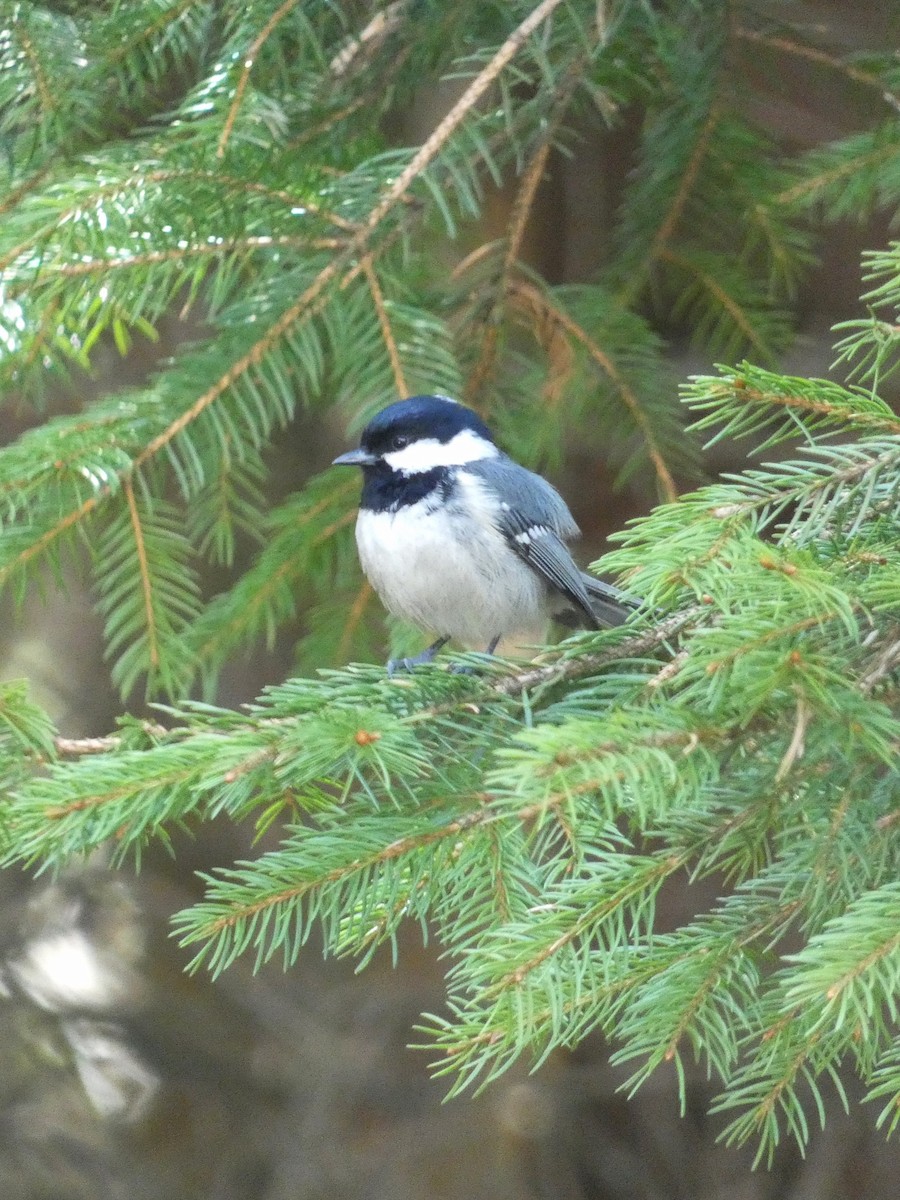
386, 655, 419, 676
386, 637, 450, 676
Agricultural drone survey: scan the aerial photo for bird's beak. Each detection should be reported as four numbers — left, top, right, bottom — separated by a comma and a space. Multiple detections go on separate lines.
332, 448, 377, 467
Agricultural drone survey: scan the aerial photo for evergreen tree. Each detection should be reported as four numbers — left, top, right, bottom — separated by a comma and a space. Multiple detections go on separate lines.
0, 0, 898, 1163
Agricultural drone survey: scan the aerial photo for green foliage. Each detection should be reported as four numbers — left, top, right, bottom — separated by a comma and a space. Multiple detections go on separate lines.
1, 0, 900, 1168
7, 329, 900, 1160
0, 0, 896, 693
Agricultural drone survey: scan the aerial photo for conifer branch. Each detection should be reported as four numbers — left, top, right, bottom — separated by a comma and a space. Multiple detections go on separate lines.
22, 235, 343, 282
659, 247, 769, 359
0, 162, 54, 216
360, 0, 568, 235
363, 256, 408, 396
104, 0, 203, 67
508, 280, 680, 500
0, 494, 105, 587
16, 19, 55, 117
122, 0, 573, 480
2, 2, 899, 1159
736, 28, 900, 113
689, 374, 900, 438
464, 57, 584, 403
123, 479, 159, 670
330, 1, 407, 78
464, 138, 555, 403
192, 476, 357, 663
776, 139, 900, 205
650, 104, 721, 263
217, 0, 300, 158
337, 581, 375, 663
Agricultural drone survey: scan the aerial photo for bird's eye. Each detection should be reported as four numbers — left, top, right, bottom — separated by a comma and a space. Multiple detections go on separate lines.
390, 434, 409, 451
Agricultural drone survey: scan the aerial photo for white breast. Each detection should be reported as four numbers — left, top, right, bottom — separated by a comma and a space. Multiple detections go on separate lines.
355, 472, 551, 649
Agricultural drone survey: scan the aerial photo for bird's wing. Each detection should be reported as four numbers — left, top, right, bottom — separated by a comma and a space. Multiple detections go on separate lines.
465, 457, 599, 626
498, 506, 600, 626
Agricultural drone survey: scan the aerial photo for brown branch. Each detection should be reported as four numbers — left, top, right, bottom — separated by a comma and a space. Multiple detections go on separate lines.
338, 581, 375, 663
464, 58, 584, 404
657, 246, 769, 360
495, 851, 690, 994
54, 721, 168, 758
44, 765, 198, 818
710, 442, 900, 520
736, 28, 900, 113
859, 630, 900, 694
123, 479, 159, 669
51, 610, 697, 759
200, 804, 495, 937
463, 142, 554, 405
774, 696, 811, 783
330, 1, 407, 77
362, 256, 407, 395
217, 0, 301, 158
105, 0, 201, 66
0, 164, 54, 217
0, 493, 106, 588
776, 139, 899, 206
362, 0, 567, 237
490, 609, 700, 696
285, 97, 369, 150
54, 734, 121, 757
9, 235, 344, 287
17, 22, 55, 116
508, 279, 680, 501
650, 104, 721, 263
707, 381, 900, 436
0, 169, 354, 278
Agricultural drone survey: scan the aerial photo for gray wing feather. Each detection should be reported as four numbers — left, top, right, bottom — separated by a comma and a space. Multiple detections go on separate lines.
464, 457, 601, 626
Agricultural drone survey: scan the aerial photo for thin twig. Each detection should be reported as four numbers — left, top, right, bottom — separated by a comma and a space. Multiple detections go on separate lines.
17, 22, 55, 116
362, 0, 567, 236
50, 610, 698, 758
123, 479, 159, 668
330, 1, 407, 77
490, 609, 700, 696
859, 631, 900, 694
704, 381, 900, 436
11, 236, 344, 285
508, 279, 679, 500
774, 696, 810, 783
736, 27, 900, 114
657, 246, 769, 360
776, 139, 899, 206
217, 0, 300, 158
464, 57, 585, 404
362, 256, 407, 395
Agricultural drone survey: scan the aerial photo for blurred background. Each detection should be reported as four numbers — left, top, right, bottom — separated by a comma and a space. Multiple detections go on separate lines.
1, 1, 899, 1196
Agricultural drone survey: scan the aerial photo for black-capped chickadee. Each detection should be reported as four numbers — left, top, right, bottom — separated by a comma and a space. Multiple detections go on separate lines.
333, 395, 636, 671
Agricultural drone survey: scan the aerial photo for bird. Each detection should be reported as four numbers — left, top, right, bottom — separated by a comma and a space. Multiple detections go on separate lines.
332, 394, 637, 671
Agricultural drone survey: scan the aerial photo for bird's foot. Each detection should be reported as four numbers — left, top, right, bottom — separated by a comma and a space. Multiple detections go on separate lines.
448, 635, 502, 675
386, 637, 449, 676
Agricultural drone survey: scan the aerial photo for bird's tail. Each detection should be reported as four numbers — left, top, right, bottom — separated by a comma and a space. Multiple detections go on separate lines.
581, 574, 641, 628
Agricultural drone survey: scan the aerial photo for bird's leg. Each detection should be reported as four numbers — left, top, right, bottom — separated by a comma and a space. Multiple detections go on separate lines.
448, 633, 503, 675
387, 636, 449, 675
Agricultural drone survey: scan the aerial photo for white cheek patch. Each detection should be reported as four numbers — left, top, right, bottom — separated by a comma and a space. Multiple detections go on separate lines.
384, 428, 499, 474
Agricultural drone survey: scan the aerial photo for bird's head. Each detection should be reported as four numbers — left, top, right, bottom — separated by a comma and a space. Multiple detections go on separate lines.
333, 395, 498, 474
